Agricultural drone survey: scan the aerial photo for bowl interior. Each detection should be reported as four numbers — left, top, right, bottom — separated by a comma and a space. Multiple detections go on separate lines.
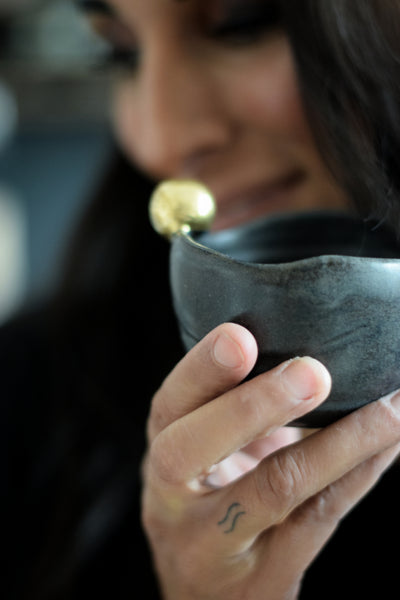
195, 210, 400, 264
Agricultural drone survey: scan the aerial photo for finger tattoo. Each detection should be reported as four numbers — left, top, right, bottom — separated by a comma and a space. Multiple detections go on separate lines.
217, 503, 246, 534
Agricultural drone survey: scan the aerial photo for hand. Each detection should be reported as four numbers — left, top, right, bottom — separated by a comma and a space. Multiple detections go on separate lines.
142, 323, 400, 600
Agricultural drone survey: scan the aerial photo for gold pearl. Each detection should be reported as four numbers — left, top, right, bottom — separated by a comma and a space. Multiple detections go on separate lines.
149, 179, 216, 240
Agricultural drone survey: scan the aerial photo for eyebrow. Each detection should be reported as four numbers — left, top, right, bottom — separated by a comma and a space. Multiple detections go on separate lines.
77, 0, 190, 12
76, 1, 114, 15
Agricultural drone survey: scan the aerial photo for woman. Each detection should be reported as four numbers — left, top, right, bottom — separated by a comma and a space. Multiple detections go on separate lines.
3, 0, 400, 598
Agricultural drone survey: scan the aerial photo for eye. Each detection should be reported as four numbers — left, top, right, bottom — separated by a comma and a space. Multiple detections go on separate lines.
208, 1, 282, 46
98, 46, 140, 73
86, 19, 141, 74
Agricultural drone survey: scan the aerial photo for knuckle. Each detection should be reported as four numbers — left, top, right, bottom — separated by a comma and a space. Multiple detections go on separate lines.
147, 388, 177, 441
229, 379, 280, 436
349, 396, 400, 450
268, 453, 304, 499
290, 485, 349, 543
233, 387, 264, 427
257, 450, 308, 518
148, 431, 185, 486
147, 394, 166, 438
295, 486, 340, 527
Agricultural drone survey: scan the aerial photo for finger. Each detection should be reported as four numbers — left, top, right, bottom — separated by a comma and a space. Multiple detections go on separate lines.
257, 443, 400, 577
243, 427, 303, 461
148, 356, 331, 487
201, 430, 303, 489
292, 442, 400, 531
229, 391, 400, 540
205, 451, 259, 488
148, 323, 258, 441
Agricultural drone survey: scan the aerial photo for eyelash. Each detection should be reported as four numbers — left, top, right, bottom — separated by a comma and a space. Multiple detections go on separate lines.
96, 4, 281, 72
209, 5, 282, 46
96, 47, 140, 73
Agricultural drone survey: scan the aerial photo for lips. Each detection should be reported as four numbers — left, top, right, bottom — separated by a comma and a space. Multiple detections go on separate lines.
211, 171, 306, 231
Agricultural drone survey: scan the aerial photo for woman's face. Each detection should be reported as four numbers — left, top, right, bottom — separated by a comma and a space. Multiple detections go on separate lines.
84, 0, 349, 230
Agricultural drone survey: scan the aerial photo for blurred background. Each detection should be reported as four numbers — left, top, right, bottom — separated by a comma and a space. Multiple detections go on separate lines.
0, 0, 114, 322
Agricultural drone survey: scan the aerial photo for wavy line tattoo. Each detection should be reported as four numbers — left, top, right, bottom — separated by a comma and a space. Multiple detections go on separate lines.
217, 503, 246, 534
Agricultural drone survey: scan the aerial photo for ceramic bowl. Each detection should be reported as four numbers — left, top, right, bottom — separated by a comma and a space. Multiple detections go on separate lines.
170, 211, 400, 427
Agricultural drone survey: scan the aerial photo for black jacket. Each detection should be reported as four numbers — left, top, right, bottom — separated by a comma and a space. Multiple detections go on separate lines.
3, 153, 399, 599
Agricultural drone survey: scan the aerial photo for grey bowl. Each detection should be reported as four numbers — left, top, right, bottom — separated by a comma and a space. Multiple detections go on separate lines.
170, 211, 400, 427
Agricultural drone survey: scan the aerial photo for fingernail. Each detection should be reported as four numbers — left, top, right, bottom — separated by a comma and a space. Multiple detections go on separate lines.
213, 332, 244, 368
280, 357, 323, 401
381, 390, 400, 418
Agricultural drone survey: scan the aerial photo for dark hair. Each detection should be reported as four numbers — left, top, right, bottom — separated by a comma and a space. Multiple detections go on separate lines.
282, 0, 400, 231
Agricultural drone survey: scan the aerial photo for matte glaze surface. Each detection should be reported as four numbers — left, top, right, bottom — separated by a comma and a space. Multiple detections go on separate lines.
170, 212, 400, 427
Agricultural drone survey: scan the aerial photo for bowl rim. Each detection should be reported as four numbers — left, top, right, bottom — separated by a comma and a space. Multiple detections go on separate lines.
177, 210, 400, 272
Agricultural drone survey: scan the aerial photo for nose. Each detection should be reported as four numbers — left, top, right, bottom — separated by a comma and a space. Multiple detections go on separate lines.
130, 47, 232, 179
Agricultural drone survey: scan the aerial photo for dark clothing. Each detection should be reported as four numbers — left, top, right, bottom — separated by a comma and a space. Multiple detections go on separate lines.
2, 304, 400, 600
1, 304, 166, 600
2, 154, 399, 599
2, 205, 183, 599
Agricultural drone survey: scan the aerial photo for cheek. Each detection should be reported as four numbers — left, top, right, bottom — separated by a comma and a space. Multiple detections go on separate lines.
226, 44, 311, 144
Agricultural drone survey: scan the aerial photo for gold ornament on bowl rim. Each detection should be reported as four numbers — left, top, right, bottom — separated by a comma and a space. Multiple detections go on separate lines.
149, 179, 216, 240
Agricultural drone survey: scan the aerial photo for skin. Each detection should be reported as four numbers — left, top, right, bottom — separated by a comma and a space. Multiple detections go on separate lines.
88, 0, 349, 229
82, 1, 400, 598
144, 325, 400, 599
